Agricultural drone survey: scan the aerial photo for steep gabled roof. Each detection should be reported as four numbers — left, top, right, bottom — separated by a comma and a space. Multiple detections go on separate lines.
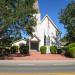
30, 34, 40, 42
41, 14, 60, 32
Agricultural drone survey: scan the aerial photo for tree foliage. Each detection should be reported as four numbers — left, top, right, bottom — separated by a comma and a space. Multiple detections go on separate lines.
0, 0, 37, 38
59, 1, 75, 43
60, 36, 68, 42
0, 0, 37, 46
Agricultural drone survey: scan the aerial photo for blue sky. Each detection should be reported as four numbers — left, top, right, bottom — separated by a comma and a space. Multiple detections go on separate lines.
38, 0, 72, 37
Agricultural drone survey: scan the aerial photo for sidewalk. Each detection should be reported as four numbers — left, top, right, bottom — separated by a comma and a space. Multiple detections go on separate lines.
0, 60, 75, 66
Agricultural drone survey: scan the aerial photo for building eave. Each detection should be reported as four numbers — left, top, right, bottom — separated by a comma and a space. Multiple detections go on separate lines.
12, 39, 26, 44
30, 34, 40, 42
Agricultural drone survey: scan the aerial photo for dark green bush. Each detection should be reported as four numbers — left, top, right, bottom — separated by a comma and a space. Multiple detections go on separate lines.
0, 47, 3, 57
4, 47, 10, 56
19, 45, 29, 54
0, 50, 5, 57
40, 46, 46, 54
57, 48, 62, 54
50, 46, 57, 54
0, 47, 10, 57
68, 47, 75, 58
10, 46, 18, 54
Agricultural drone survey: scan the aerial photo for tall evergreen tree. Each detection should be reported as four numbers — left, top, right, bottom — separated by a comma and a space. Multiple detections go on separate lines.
59, 1, 75, 43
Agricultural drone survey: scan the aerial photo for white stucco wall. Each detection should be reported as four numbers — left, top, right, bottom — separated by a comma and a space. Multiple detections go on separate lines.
48, 20, 57, 46
35, 24, 44, 47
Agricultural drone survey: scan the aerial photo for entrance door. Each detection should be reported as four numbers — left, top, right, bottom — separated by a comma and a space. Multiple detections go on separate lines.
31, 42, 39, 51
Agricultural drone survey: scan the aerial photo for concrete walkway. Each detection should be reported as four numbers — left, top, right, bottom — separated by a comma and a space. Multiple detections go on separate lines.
5, 51, 75, 60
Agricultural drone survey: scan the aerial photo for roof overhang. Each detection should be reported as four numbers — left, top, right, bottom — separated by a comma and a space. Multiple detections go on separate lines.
30, 35, 40, 42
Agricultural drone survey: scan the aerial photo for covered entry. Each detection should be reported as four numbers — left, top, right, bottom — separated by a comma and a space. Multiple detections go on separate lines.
30, 35, 40, 51
31, 41, 39, 51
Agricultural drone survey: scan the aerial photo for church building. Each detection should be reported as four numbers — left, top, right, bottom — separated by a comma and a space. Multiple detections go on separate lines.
29, 0, 61, 53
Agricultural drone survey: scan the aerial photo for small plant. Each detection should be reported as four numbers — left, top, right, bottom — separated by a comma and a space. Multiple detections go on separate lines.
19, 45, 29, 54
50, 46, 57, 54
10, 46, 18, 54
40, 46, 46, 54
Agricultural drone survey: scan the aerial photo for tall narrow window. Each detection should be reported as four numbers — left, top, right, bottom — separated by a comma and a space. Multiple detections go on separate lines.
47, 36, 50, 46
44, 35, 46, 45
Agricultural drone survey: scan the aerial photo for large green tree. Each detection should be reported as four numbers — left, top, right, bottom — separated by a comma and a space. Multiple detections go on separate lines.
0, 0, 37, 37
0, 0, 37, 46
59, 1, 75, 43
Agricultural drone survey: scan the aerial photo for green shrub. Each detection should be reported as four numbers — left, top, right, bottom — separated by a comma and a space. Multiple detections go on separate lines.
64, 43, 75, 57
68, 43, 75, 49
10, 46, 18, 54
62, 46, 69, 52
50, 46, 57, 54
19, 45, 29, 54
68, 47, 75, 58
61, 43, 75, 58
40, 46, 46, 54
